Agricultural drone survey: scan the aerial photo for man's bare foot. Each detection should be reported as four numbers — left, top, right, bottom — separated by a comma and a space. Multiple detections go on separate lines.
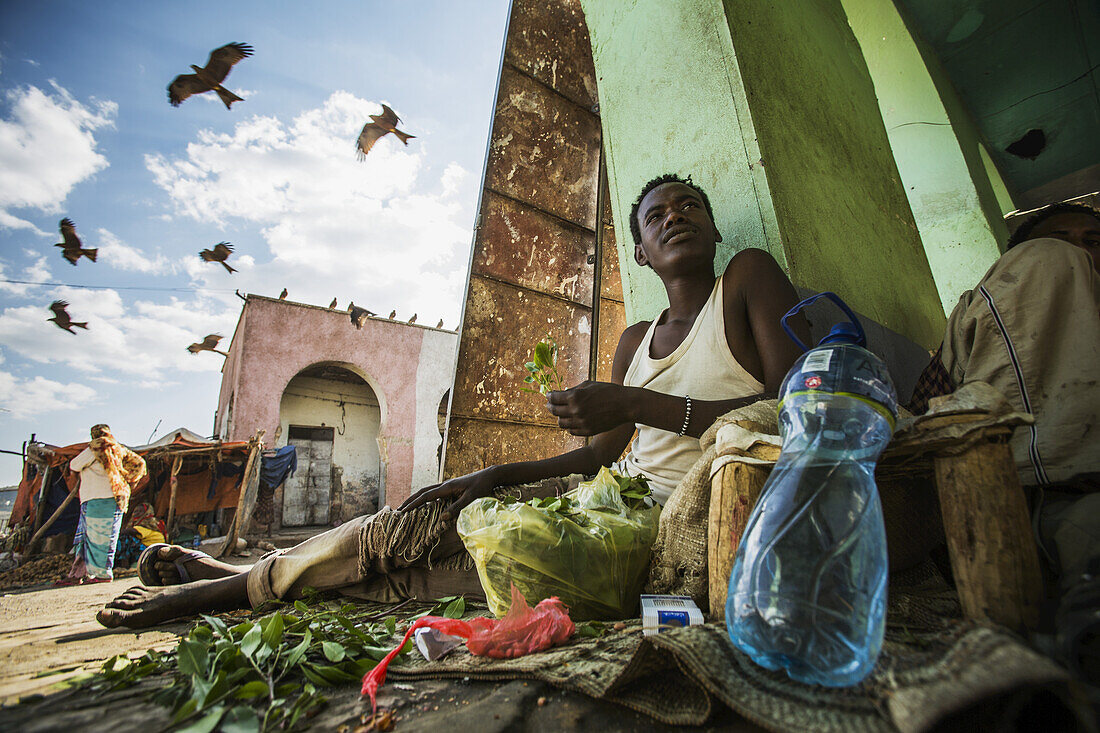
138, 543, 248, 586
97, 574, 250, 629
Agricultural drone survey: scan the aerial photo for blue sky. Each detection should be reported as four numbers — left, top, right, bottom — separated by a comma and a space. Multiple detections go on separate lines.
0, 1, 509, 485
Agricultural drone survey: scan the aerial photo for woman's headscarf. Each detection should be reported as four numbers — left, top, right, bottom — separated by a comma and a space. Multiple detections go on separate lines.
89, 424, 147, 513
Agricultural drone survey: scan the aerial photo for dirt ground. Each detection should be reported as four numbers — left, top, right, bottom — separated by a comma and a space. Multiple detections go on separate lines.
0, 553, 760, 732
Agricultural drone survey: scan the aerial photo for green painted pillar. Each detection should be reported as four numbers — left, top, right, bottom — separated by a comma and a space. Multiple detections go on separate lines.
581, 0, 946, 348
843, 0, 1009, 313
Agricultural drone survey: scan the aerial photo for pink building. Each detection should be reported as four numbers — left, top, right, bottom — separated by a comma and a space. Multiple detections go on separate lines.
215, 295, 457, 527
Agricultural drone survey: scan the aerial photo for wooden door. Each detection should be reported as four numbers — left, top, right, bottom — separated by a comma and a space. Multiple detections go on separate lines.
282, 426, 333, 526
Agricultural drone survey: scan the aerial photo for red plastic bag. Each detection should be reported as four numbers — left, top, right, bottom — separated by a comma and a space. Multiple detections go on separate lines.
361, 585, 575, 712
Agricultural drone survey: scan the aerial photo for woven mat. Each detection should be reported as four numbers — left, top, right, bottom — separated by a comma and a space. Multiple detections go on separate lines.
385, 566, 1087, 731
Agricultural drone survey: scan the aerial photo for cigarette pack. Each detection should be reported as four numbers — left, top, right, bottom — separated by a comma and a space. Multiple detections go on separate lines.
640, 594, 704, 636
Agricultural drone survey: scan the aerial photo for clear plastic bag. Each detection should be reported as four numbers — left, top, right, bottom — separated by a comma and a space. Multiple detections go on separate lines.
457, 467, 661, 620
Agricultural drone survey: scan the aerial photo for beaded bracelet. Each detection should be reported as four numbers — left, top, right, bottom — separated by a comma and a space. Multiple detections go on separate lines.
678, 395, 692, 436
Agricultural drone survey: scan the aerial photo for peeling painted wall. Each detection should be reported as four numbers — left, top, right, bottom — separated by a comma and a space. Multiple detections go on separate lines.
843, 0, 1007, 313
443, 0, 625, 478
216, 296, 457, 509
582, 0, 947, 348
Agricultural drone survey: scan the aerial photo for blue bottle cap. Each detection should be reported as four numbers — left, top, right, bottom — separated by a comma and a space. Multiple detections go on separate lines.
819, 322, 865, 348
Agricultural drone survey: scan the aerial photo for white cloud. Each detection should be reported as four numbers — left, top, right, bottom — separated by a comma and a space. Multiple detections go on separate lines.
146, 91, 474, 325
95, 228, 178, 274
0, 289, 238, 380
0, 371, 98, 418
0, 82, 116, 226
0, 255, 52, 296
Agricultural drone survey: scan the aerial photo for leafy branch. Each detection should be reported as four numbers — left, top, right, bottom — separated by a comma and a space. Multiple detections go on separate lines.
80, 598, 442, 732
521, 338, 564, 396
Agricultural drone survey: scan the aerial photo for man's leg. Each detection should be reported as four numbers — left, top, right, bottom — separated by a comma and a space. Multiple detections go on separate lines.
98, 572, 250, 627
98, 476, 578, 628
98, 515, 371, 629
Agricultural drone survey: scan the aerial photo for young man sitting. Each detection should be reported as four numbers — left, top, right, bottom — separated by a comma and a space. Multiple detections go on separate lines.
98, 174, 808, 628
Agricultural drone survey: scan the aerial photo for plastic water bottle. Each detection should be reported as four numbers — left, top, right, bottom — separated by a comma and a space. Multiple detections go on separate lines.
725, 292, 897, 687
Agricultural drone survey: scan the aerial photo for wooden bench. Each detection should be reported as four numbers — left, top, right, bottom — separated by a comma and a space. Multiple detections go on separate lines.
708, 407, 1043, 634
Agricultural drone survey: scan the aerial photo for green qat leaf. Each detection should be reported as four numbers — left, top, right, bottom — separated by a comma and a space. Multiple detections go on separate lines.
260, 613, 284, 649
533, 341, 552, 368
172, 698, 199, 725
322, 640, 346, 662
176, 706, 225, 733
234, 680, 269, 699
219, 706, 261, 733
177, 639, 209, 677
443, 597, 466, 618
385, 615, 397, 635
284, 629, 312, 668
240, 625, 263, 659
200, 614, 229, 638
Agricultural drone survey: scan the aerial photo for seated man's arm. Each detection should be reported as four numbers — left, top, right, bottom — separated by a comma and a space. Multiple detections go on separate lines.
549, 249, 807, 438
398, 323, 644, 518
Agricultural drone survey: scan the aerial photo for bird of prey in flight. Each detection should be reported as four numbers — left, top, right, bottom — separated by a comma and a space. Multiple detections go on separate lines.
356, 104, 415, 160
168, 42, 254, 109
199, 242, 237, 273
54, 218, 97, 265
187, 334, 228, 356
48, 300, 88, 333
348, 302, 376, 329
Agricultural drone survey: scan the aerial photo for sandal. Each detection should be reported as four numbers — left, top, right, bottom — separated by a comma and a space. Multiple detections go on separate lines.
53, 577, 83, 587
136, 543, 213, 586
82, 577, 112, 584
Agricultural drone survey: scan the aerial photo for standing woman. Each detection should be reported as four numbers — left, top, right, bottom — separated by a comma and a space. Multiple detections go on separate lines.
63, 424, 147, 584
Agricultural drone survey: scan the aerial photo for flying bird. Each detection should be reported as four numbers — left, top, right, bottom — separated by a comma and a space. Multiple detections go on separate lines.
356, 104, 415, 160
329, 298, 338, 309
168, 42, 254, 109
187, 334, 228, 356
408, 313, 417, 324
48, 300, 88, 334
436, 319, 444, 329
54, 218, 97, 265
348, 302, 376, 329
388, 310, 396, 319
279, 288, 288, 300
199, 242, 237, 273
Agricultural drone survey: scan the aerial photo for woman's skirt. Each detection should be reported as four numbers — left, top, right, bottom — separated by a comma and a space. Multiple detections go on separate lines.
72, 497, 124, 579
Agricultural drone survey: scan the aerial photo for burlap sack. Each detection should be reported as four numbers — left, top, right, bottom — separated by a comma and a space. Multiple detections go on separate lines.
644, 399, 778, 606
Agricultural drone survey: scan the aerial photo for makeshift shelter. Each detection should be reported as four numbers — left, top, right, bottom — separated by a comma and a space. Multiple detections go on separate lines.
11, 429, 262, 558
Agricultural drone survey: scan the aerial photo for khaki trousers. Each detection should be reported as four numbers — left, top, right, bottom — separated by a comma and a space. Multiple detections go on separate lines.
245, 476, 578, 608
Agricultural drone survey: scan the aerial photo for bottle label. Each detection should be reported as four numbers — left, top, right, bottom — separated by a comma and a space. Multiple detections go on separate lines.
801, 349, 832, 372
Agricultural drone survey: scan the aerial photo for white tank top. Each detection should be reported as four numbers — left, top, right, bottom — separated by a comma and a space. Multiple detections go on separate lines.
617, 273, 764, 504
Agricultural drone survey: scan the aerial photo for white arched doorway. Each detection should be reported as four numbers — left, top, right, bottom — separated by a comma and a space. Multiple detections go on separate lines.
277, 363, 383, 526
